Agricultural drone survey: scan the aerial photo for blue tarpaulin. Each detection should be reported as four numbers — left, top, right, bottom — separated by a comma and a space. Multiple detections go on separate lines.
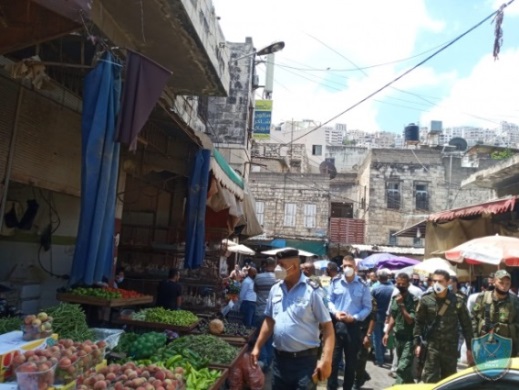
184, 149, 211, 269
70, 53, 121, 285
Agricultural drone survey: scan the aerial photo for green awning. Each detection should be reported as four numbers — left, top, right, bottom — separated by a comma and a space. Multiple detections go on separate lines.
210, 148, 244, 199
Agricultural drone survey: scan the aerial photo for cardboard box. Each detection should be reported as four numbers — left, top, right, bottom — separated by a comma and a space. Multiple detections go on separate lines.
0, 331, 58, 382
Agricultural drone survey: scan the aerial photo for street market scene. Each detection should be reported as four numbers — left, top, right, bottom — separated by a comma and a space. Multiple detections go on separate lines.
2, 1, 519, 389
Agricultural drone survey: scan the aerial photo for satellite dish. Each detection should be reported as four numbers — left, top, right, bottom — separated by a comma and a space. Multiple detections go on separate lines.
449, 137, 468, 151
319, 160, 337, 179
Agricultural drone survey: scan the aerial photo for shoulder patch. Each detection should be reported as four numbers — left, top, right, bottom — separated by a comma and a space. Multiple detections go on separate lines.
306, 279, 319, 289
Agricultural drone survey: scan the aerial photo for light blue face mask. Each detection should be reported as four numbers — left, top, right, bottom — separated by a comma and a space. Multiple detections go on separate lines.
448, 285, 453, 291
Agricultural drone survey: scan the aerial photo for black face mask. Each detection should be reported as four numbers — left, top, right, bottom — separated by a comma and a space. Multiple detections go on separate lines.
397, 286, 408, 294
487, 285, 495, 291
412, 279, 420, 286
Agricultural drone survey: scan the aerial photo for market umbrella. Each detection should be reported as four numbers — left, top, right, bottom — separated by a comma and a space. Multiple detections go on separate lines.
445, 235, 519, 266
226, 244, 255, 256
376, 257, 420, 270
70, 52, 122, 285
313, 259, 330, 269
413, 257, 456, 277
359, 253, 400, 269
261, 247, 316, 257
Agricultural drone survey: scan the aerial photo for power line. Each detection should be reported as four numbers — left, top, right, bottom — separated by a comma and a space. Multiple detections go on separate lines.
284, 1, 516, 146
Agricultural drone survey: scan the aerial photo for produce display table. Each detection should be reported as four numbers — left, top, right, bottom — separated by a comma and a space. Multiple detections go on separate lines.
208, 368, 229, 390
208, 343, 248, 370
56, 293, 153, 308
113, 316, 199, 333
189, 329, 255, 345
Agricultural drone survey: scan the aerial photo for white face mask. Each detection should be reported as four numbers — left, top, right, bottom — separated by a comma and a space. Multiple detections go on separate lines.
274, 264, 294, 280
433, 282, 446, 294
343, 266, 355, 278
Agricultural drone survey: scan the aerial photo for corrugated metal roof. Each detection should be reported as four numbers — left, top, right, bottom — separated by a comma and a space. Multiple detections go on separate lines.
429, 196, 517, 222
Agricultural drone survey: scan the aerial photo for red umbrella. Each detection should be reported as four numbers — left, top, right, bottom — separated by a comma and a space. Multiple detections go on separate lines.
445, 235, 519, 266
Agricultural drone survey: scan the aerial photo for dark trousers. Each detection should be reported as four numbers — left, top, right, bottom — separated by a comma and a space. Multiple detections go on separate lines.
254, 315, 273, 369
328, 322, 361, 390
272, 353, 318, 390
240, 300, 256, 327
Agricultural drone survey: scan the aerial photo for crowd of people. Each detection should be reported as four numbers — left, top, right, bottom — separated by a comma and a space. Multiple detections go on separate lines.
234, 249, 519, 390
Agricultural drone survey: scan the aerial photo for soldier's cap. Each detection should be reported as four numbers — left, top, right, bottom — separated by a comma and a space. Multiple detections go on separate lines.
494, 270, 511, 280
276, 249, 300, 261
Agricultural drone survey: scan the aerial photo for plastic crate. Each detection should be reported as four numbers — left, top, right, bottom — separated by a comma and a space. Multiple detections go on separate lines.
90, 328, 124, 351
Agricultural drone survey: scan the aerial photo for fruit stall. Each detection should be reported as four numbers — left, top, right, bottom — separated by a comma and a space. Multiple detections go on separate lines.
0, 303, 253, 389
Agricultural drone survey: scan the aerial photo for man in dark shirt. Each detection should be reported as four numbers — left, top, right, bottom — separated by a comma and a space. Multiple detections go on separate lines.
156, 268, 182, 310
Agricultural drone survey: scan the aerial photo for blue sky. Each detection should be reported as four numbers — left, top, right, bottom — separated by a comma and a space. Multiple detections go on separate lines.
213, 0, 519, 133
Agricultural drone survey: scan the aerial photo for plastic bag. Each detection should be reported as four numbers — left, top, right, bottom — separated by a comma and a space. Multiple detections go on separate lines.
228, 355, 244, 390
242, 353, 265, 390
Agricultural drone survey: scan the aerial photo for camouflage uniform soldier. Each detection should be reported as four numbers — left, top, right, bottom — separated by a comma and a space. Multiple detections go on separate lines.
414, 270, 474, 383
383, 273, 416, 384
471, 270, 519, 355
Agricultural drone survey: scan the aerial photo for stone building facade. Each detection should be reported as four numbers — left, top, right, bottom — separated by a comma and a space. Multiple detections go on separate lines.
206, 38, 256, 178
248, 172, 330, 242
357, 149, 496, 246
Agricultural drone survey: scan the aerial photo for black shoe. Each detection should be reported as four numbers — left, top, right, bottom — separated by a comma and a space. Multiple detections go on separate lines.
364, 372, 371, 382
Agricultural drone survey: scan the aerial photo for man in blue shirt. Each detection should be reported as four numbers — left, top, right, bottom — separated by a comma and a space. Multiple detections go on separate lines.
327, 255, 372, 390
371, 268, 394, 367
239, 267, 257, 327
251, 249, 335, 390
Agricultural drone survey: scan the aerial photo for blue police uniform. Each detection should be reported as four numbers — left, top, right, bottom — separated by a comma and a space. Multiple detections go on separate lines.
327, 275, 372, 390
265, 272, 331, 390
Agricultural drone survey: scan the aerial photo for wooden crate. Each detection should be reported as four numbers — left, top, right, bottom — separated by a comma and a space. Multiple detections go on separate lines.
208, 368, 229, 390
56, 293, 153, 307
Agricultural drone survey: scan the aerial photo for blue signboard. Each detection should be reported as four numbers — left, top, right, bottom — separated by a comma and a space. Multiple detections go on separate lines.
254, 111, 272, 134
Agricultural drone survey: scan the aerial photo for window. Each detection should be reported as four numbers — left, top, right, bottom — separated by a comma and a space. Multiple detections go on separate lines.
413, 237, 423, 247
415, 183, 429, 210
387, 182, 401, 209
312, 145, 322, 156
388, 230, 398, 246
284, 203, 296, 227
304, 204, 317, 228
331, 202, 353, 218
255, 201, 265, 225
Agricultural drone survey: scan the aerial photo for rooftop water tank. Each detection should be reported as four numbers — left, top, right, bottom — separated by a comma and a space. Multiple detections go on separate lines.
404, 123, 419, 142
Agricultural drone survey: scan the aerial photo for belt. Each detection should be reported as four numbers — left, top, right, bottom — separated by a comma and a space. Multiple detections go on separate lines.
275, 347, 319, 358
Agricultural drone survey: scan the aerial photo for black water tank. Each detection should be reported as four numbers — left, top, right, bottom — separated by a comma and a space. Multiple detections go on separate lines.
404, 123, 419, 142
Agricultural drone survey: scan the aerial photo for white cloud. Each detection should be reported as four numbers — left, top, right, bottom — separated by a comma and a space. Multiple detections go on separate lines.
213, 0, 519, 131
420, 48, 519, 127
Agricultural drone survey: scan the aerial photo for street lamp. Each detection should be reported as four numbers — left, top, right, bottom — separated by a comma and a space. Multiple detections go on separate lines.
233, 41, 285, 62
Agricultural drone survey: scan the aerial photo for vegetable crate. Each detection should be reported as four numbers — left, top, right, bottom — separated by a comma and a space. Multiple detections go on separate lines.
208, 343, 249, 370
208, 368, 228, 390
225, 310, 243, 325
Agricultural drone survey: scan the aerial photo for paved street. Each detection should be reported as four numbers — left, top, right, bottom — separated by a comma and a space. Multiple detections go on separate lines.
263, 360, 395, 390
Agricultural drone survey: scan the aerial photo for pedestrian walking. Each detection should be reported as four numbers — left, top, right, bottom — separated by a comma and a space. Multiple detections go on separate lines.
413, 269, 474, 383
327, 255, 372, 390
239, 267, 257, 327
371, 268, 394, 367
354, 297, 376, 390
383, 272, 416, 384
471, 270, 519, 356
251, 249, 334, 390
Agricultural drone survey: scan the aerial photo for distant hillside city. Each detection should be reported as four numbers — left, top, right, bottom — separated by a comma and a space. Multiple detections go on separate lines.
270, 120, 519, 150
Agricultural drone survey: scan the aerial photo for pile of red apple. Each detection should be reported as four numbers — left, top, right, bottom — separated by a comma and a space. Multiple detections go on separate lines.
77, 362, 183, 390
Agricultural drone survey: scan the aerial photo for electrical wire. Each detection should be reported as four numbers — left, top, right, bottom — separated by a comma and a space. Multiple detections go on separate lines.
283, 1, 516, 146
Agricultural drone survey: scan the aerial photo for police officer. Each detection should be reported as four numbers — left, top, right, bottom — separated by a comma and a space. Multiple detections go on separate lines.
327, 255, 372, 390
414, 269, 474, 383
471, 269, 519, 356
383, 272, 416, 384
251, 249, 335, 390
